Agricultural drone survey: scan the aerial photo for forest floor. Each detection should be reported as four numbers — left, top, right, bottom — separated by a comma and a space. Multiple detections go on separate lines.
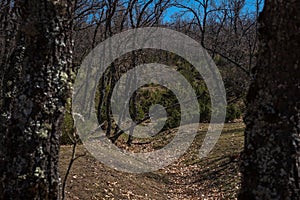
59, 122, 244, 200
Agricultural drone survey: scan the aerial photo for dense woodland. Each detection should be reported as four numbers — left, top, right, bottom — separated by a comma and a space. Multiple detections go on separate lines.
0, 0, 299, 199
1, 0, 262, 143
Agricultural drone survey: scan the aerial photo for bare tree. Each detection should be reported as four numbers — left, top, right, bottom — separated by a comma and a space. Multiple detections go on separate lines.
0, 0, 18, 107
169, 0, 263, 108
0, 0, 74, 198
173, 0, 260, 76
239, 0, 300, 198
94, 0, 171, 143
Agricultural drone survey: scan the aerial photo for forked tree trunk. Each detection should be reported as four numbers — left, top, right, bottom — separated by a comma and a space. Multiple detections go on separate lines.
239, 0, 300, 199
0, 0, 73, 199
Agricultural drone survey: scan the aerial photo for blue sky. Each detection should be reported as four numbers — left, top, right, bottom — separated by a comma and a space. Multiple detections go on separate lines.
163, 0, 264, 23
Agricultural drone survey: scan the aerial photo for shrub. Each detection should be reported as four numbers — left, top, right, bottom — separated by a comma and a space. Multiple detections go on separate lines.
226, 104, 242, 122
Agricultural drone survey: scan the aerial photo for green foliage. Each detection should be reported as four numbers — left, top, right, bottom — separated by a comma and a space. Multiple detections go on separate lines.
226, 104, 242, 122
130, 85, 181, 131
63, 51, 243, 142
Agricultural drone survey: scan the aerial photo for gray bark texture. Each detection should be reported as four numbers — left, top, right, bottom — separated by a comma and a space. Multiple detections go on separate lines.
239, 0, 300, 199
0, 0, 73, 199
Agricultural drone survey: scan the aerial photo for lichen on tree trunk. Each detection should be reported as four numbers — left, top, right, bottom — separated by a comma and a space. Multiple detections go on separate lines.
239, 0, 300, 199
0, 0, 74, 199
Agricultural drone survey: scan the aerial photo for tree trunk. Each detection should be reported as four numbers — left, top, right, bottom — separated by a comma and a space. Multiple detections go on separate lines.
0, 0, 73, 199
239, 0, 300, 199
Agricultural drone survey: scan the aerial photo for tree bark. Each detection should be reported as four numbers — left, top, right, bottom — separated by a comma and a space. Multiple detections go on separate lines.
239, 0, 300, 199
0, 0, 73, 199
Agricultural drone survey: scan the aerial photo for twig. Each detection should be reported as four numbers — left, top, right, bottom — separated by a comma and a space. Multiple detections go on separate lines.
61, 129, 86, 200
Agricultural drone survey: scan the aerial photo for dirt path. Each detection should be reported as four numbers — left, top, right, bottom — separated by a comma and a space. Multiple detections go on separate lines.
59, 123, 244, 199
